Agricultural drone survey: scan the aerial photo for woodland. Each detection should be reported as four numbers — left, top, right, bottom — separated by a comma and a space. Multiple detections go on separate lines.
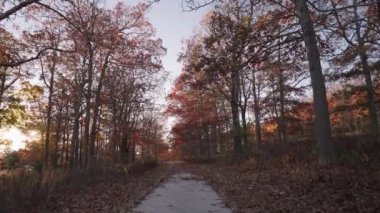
1, 0, 380, 212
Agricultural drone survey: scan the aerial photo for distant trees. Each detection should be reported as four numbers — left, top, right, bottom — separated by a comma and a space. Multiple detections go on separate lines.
1, 0, 380, 170
323, 0, 380, 143
168, 0, 380, 166
167, 65, 226, 160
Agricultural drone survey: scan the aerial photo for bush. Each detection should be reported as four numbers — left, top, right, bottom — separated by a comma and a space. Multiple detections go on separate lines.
0, 158, 160, 212
126, 156, 159, 174
142, 156, 159, 168
0, 167, 123, 212
4, 151, 20, 170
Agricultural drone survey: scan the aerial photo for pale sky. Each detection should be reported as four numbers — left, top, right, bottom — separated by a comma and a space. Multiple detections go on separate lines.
142, 0, 211, 139
123, 0, 211, 100
123, 0, 212, 138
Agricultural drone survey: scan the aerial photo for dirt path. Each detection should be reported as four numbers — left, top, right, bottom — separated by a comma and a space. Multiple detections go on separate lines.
131, 172, 232, 213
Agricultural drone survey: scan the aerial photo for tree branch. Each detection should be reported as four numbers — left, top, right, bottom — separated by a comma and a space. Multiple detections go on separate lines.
0, 47, 75, 68
0, 0, 39, 21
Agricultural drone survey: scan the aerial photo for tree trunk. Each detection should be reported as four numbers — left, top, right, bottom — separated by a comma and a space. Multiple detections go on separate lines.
278, 67, 287, 143
70, 99, 81, 169
252, 68, 262, 145
230, 69, 243, 157
294, 0, 335, 166
277, 40, 287, 143
238, 69, 249, 149
0, 68, 7, 109
353, 0, 379, 143
44, 57, 56, 168
241, 108, 248, 147
271, 73, 281, 143
61, 107, 68, 167
53, 101, 63, 167
359, 49, 379, 142
64, 112, 70, 167
83, 43, 94, 168
111, 107, 119, 163
89, 54, 110, 167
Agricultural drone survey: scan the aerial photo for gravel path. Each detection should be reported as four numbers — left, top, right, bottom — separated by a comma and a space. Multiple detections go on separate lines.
131, 172, 232, 213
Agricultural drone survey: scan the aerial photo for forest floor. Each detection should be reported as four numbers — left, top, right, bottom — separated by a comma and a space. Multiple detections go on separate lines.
32, 159, 380, 213
183, 160, 380, 212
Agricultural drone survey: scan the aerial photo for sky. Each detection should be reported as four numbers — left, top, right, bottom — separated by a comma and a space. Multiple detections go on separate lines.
124, 0, 211, 100
123, 0, 212, 139
0, 128, 39, 151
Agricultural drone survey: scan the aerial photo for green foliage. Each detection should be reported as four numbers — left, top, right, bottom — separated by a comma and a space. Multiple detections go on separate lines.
20, 82, 44, 101
4, 151, 20, 170
0, 82, 44, 128
0, 101, 27, 127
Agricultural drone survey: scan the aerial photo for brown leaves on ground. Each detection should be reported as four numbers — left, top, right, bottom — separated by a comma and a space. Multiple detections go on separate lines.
33, 165, 172, 213
183, 160, 380, 213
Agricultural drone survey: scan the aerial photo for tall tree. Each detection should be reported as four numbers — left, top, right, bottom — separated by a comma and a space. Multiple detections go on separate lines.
292, 0, 335, 165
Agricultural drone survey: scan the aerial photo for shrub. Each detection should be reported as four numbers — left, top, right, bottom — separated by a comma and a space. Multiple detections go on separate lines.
4, 151, 20, 170
0, 167, 121, 212
142, 156, 159, 168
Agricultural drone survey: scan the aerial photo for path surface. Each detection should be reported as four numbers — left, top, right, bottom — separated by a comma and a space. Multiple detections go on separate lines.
131, 172, 232, 213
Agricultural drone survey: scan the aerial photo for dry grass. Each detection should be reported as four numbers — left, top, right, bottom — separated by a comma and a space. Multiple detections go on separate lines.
0, 158, 160, 212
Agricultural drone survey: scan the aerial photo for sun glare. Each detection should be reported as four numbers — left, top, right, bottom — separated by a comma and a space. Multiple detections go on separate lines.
0, 127, 38, 151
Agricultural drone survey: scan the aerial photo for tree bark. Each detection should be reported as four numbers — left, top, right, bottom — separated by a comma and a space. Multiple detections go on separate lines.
83, 42, 94, 168
53, 101, 63, 167
230, 68, 243, 157
252, 68, 262, 145
239, 70, 249, 148
278, 40, 287, 143
70, 99, 81, 169
294, 0, 335, 166
360, 51, 379, 142
278, 68, 287, 143
44, 55, 57, 168
0, 68, 7, 109
89, 57, 109, 167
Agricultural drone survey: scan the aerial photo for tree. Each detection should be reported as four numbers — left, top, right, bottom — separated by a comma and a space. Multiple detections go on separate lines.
1, 1, 167, 170
167, 69, 224, 160
323, 0, 380, 143
164, 0, 337, 165
291, 0, 335, 165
